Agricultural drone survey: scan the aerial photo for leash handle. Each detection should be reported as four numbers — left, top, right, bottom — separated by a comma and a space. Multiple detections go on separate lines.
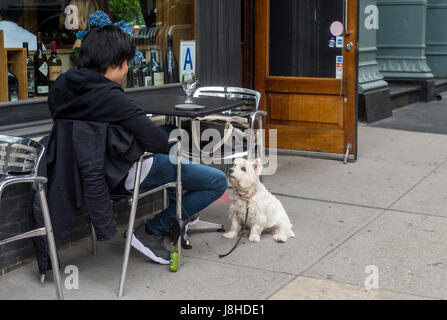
218, 203, 249, 258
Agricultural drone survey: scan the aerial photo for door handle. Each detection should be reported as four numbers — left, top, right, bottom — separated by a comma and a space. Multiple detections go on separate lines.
345, 0, 351, 36
346, 42, 354, 51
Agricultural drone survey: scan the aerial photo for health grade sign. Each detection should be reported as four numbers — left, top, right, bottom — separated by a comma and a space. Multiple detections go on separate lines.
180, 41, 196, 80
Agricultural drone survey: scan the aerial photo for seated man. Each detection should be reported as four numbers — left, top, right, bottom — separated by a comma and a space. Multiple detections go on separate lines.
48, 25, 227, 265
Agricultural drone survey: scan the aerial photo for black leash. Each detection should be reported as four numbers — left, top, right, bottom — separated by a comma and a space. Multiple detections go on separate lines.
218, 202, 249, 258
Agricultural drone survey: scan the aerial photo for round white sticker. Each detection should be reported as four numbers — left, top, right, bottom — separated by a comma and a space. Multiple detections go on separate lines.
330, 21, 344, 37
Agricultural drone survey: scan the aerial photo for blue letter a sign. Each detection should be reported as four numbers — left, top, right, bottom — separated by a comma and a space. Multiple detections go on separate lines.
180, 40, 196, 79
184, 48, 193, 71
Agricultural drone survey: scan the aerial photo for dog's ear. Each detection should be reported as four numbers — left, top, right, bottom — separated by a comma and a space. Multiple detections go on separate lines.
253, 158, 263, 176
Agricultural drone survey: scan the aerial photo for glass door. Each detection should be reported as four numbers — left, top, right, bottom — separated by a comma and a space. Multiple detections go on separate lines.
255, 0, 358, 158
269, 0, 344, 79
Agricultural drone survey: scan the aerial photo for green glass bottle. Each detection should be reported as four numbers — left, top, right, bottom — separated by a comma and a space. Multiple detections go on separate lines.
34, 32, 49, 96
48, 41, 62, 90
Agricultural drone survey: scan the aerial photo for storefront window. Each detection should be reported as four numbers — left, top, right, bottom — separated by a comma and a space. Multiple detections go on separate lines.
269, 0, 344, 79
0, 0, 195, 102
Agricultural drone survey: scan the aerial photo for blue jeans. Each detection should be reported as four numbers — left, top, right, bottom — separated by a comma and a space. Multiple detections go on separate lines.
141, 153, 228, 235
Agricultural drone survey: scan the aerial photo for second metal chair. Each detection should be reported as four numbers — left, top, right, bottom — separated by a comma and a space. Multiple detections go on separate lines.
89, 138, 183, 298
0, 134, 63, 300
192, 86, 267, 161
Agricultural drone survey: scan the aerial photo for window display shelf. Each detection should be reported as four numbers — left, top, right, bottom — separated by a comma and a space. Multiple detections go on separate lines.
0, 30, 28, 102
0, 30, 7, 102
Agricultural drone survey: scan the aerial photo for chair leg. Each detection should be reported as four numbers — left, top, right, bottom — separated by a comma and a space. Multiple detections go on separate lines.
187, 220, 225, 232
118, 196, 139, 298
257, 117, 265, 184
163, 188, 169, 210
118, 160, 144, 297
90, 223, 97, 255
257, 117, 265, 160
176, 143, 182, 264
37, 184, 64, 300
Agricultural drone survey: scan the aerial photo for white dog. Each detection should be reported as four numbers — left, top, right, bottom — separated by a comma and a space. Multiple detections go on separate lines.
223, 158, 295, 243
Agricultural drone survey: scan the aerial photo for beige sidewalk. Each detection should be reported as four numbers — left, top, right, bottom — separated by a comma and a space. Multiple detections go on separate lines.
1, 125, 447, 300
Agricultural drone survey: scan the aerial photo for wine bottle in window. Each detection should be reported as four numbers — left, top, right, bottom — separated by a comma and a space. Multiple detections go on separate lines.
23, 42, 35, 98
164, 34, 179, 84
132, 60, 142, 88
141, 58, 152, 87
8, 65, 19, 102
126, 60, 135, 88
48, 41, 62, 89
149, 27, 156, 45
34, 32, 49, 96
150, 48, 164, 86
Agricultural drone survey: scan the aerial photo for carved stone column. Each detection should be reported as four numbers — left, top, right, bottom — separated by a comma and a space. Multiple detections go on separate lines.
426, 0, 447, 77
377, 0, 434, 79
359, 0, 388, 93
358, 0, 392, 122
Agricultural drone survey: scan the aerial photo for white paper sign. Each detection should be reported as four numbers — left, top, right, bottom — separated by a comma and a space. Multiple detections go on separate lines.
180, 41, 196, 80
0, 21, 38, 50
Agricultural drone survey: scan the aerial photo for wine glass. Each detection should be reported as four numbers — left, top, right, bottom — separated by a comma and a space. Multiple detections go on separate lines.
181, 73, 198, 103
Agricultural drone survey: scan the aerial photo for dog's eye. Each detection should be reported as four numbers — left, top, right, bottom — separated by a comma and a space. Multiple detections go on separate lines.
241, 167, 246, 172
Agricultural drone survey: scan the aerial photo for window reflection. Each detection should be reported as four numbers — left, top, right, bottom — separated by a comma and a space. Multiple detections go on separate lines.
0, 0, 195, 102
269, 0, 344, 79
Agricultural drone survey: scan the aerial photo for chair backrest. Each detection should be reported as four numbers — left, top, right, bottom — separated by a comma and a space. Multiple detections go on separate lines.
0, 135, 43, 178
193, 86, 261, 114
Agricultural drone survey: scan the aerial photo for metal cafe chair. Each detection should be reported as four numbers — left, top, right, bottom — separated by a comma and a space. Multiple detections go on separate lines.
89, 138, 183, 298
0, 135, 63, 300
178, 87, 268, 237
192, 86, 267, 161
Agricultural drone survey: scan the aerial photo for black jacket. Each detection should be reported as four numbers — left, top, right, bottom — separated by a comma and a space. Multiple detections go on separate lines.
30, 67, 169, 275
45, 67, 169, 241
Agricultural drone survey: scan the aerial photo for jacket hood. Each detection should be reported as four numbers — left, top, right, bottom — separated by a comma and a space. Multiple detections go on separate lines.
63, 67, 110, 93
48, 66, 144, 123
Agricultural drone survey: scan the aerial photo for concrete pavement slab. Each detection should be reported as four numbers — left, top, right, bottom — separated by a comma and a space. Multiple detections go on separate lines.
263, 126, 447, 209
304, 211, 447, 299
268, 276, 432, 300
185, 195, 383, 276
390, 160, 447, 218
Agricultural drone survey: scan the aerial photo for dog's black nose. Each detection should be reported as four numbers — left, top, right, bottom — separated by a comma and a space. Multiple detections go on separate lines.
229, 168, 234, 174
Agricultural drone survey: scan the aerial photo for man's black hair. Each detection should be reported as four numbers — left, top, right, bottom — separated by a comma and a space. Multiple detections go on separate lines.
78, 25, 135, 74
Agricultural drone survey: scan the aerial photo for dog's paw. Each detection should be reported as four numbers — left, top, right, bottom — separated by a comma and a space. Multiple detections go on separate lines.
249, 234, 261, 242
223, 231, 237, 239
273, 233, 287, 243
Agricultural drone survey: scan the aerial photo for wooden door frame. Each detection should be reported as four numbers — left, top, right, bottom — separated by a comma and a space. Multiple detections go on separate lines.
241, 0, 254, 88
254, 0, 359, 160
343, 0, 359, 160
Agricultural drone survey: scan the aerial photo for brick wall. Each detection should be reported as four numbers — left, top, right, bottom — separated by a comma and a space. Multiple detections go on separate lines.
0, 184, 163, 276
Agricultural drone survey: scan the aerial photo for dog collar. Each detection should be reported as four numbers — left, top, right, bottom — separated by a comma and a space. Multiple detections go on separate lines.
237, 191, 256, 202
